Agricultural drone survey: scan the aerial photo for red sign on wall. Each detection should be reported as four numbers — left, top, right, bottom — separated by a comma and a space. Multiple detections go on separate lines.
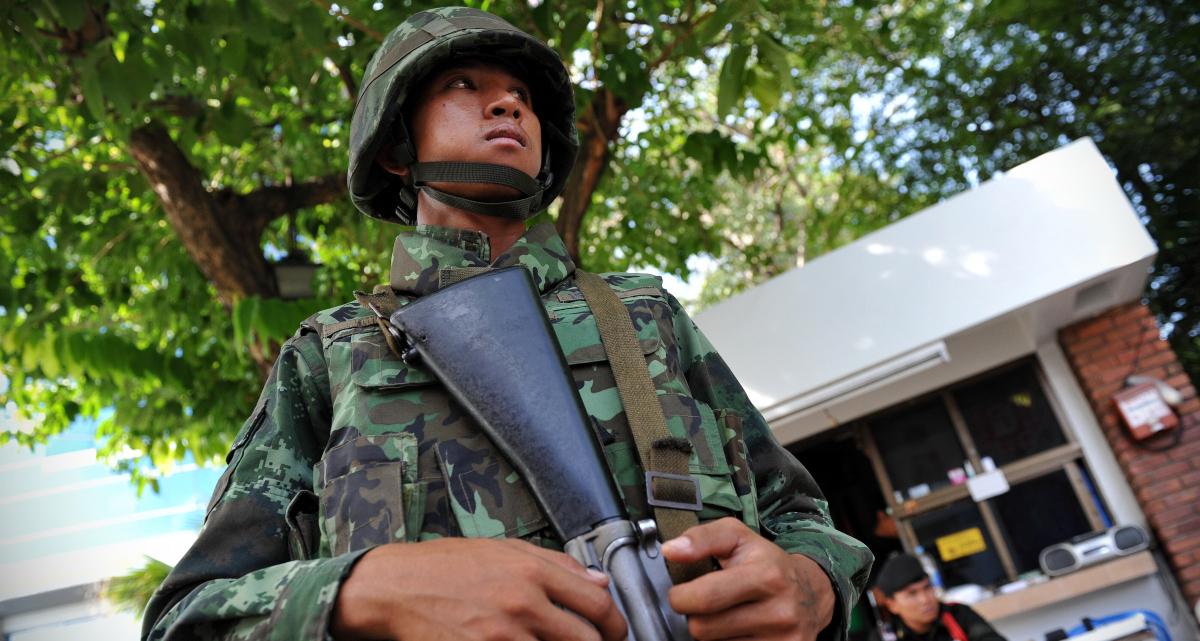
1113, 383, 1179, 440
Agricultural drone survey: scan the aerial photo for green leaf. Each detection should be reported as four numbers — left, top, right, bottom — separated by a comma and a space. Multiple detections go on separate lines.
44, 0, 88, 30
80, 67, 106, 122
232, 297, 255, 348
295, 5, 325, 45
560, 12, 590, 52
529, 2, 553, 40
717, 44, 751, 118
222, 35, 247, 72
98, 59, 134, 117
694, 3, 746, 46
261, 0, 293, 23
755, 34, 793, 86
748, 68, 782, 113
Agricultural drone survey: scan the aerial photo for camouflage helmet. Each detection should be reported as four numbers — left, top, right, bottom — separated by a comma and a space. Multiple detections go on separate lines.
348, 7, 579, 224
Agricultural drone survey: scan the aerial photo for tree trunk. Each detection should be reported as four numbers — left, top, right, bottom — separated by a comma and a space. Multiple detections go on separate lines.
129, 123, 277, 305
556, 88, 627, 266
128, 121, 346, 377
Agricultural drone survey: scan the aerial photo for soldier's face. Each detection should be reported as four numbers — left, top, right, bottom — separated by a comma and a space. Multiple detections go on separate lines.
402, 61, 543, 201
884, 578, 940, 629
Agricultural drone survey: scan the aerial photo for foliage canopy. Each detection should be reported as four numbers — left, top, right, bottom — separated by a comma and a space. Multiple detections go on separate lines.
1, 0, 1195, 486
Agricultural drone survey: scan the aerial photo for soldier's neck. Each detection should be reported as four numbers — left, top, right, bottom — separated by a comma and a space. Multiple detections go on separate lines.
415, 192, 525, 257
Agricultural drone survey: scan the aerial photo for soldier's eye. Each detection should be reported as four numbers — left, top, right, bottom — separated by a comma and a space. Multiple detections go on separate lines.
447, 77, 473, 89
512, 87, 530, 104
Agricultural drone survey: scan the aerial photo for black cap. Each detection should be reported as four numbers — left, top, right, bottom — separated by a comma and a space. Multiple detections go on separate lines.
875, 553, 927, 596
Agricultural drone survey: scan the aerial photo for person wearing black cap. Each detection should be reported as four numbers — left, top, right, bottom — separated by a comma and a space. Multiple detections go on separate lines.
874, 553, 1006, 641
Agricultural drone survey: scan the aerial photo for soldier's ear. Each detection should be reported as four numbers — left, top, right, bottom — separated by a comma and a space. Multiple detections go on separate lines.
376, 145, 411, 179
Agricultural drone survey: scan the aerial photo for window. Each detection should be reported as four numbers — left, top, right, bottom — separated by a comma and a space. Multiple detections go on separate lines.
991, 469, 1095, 574
873, 399, 966, 498
953, 364, 1067, 466
859, 359, 1109, 589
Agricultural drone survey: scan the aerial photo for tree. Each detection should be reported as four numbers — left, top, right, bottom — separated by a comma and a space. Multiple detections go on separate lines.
824, 0, 1200, 379
0, 0, 857, 482
3, 0, 1194, 486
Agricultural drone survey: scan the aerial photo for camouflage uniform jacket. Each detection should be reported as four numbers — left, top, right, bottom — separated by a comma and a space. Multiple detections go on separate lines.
143, 222, 872, 641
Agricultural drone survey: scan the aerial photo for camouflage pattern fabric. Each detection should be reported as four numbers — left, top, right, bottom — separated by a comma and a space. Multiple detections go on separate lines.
142, 222, 873, 641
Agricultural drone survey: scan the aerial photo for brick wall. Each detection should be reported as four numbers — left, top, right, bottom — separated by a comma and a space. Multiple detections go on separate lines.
1059, 301, 1200, 606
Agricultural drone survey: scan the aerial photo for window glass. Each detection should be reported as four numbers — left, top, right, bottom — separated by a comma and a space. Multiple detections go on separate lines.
870, 399, 967, 499
990, 469, 1094, 574
910, 500, 1007, 588
953, 362, 1067, 467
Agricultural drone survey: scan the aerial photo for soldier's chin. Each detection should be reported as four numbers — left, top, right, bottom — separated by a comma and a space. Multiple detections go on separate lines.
427, 181, 526, 203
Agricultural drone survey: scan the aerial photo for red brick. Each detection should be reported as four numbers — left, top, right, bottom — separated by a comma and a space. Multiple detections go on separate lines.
1149, 338, 1174, 354
1064, 337, 1106, 360
1075, 319, 1114, 339
1139, 350, 1177, 369
1167, 373, 1193, 390
1090, 385, 1122, 403
1127, 457, 1164, 479
1136, 365, 1169, 380
1156, 514, 1200, 539
1110, 304, 1152, 327
1179, 562, 1200, 581
1163, 487, 1200, 508
1142, 462, 1192, 485
1166, 534, 1200, 558
1176, 469, 1200, 487
1166, 439, 1200, 462
1097, 365, 1136, 386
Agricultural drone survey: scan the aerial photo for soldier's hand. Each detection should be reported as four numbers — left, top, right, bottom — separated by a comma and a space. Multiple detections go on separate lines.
330, 537, 627, 641
662, 517, 835, 641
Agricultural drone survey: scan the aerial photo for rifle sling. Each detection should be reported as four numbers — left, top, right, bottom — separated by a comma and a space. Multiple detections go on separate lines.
575, 270, 710, 584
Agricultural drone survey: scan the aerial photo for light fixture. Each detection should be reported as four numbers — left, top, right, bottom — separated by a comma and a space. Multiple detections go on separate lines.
270, 213, 320, 300
761, 341, 951, 422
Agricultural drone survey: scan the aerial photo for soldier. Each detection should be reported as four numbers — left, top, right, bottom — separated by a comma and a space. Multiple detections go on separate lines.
142, 7, 872, 641
873, 554, 1006, 641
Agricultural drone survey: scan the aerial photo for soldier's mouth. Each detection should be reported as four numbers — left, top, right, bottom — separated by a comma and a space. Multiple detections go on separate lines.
484, 125, 527, 147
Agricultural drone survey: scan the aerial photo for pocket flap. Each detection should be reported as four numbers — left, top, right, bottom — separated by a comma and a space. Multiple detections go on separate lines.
553, 308, 661, 365
658, 394, 731, 475
348, 330, 437, 389
318, 434, 416, 483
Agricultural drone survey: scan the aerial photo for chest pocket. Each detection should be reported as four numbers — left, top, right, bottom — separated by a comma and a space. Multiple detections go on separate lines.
314, 432, 421, 556
549, 295, 751, 526
346, 328, 549, 542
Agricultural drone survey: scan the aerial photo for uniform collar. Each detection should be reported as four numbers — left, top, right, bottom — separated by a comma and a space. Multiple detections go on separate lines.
388, 222, 576, 296
895, 604, 948, 640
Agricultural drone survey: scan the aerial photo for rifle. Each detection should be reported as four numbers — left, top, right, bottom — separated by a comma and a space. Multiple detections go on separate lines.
378, 266, 691, 641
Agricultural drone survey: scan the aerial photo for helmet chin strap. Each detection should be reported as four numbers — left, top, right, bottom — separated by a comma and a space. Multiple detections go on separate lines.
409, 161, 548, 220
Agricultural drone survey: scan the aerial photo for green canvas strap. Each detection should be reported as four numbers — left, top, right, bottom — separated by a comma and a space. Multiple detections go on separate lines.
575, 270, 710, 584
438, 265, 493, 289
355, 285, 411, 359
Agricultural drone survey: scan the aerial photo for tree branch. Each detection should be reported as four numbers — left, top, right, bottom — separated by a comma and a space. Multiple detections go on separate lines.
334, 58, 358, 103
648, 8, 715, 71
231, 173, 347, 231
311, 0, 384, 42
128, 122, 277, 307
146, 96, 206, 119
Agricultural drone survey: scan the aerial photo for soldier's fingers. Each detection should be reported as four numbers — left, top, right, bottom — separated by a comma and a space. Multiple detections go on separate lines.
511, 540, 609, 586
668, 564, 769, 615
663, 517, 751, 564
541, 570, 626, 641
529, 601, 606, 641
685, 597, 809, 641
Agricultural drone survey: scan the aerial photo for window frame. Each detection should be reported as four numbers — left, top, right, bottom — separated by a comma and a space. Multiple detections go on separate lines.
855, 357, 1108, 584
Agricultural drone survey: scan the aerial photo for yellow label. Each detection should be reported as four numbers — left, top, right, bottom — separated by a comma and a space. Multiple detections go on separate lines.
936, 527, 987, 562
